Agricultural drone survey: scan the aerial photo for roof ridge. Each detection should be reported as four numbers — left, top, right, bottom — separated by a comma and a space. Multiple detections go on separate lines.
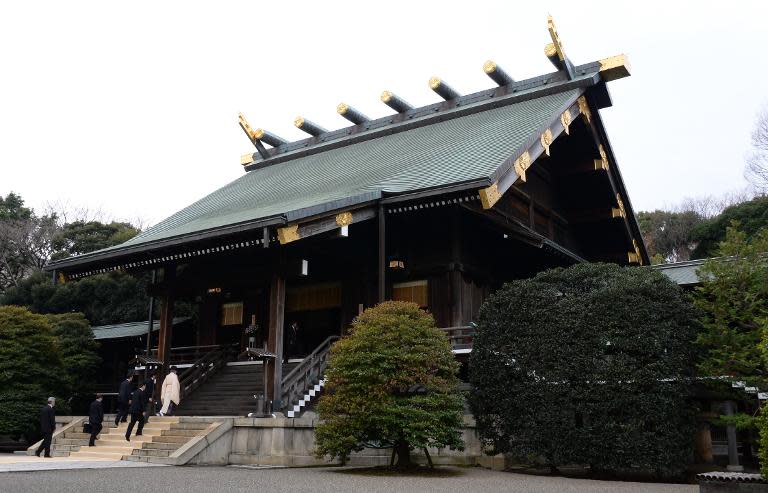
243, 61, 603, 172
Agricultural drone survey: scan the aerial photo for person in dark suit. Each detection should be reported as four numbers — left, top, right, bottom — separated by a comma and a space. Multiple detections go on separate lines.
35, 397, 56, 458
125, 382, 147, 441
144, 372, 156, 424
88, 394, 104, 447
115, 373, 133, 426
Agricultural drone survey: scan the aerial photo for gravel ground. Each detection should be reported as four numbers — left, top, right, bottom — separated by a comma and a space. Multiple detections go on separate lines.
0, 465, 697, 493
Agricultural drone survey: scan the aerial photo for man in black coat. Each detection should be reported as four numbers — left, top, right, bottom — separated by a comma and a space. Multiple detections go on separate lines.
125, 382, 147, 441
144, 372, 156, 424
35, 397, 56, 458
115, 373, 133, 426
88, 394, 104, 447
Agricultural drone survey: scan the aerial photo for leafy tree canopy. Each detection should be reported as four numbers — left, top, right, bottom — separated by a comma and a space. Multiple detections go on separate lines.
47, 313, 101, 413
693, 223, 768, 383
315, 301, 464, 467
692, 196, 768, 259
638, 209, 704, 263
470, 263, 698, 478
1, 270, 150, 326
0, 192, 33, 221
0, 306, 65, 440
51, 220, 140, 261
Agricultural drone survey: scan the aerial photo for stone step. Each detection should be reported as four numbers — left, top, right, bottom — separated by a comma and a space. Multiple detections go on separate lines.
70, 450, 125, 460
150, 435, 189, 444
98, 436, 153, 446
54, 444, 81, 452
57, 438, 91, 446
52, 450, 71, 457
90, 445, 136, 453
132, 448, 172, 457
64, 432, 96, 440
163, 422, 210, 430
142, 441, 181, 450
161, 429, 203, 437
102, 429, 164, 438
107, 420, 175, 433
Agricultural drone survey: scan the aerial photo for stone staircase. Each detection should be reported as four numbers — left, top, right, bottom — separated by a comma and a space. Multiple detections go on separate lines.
178, 362, 296, 416
67, 416, 181, 460
124, 418, 216, 462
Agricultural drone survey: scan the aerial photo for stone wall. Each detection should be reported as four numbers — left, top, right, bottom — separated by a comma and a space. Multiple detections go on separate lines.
187, 412, 490, 467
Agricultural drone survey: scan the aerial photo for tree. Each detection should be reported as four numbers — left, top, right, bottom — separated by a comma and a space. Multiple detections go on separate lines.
691, 196, 768, 259
47, 313, 100, 413
693, 223, 768, 382
1, 270, 151, 326
315, 301, 464, 467
746, 106, 768, 195
470, 263, 698, 478
0, 306, 64, 441
0, 193, 58, 293
638, 209, 704, 263
51, 220, 140, 261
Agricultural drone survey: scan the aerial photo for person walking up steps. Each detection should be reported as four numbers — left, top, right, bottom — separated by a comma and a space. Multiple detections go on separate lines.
88, 394, 104, 446
158, 366, 180, 416
34, 397, 56, 457
115, 373, 133, 425
144, 371, 156, 423
125, 382, 147, 442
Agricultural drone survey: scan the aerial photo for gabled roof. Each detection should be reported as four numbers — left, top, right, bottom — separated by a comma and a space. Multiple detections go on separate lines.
122, 88, 583, 249
47, 42, 639, 274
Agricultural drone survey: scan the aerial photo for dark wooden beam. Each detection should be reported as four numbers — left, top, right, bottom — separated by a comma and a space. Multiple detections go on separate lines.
277, 207, 376, 245
377, 202, 386, 303
157, 266, 176, 385
578, 94, 646, 264
267, 273, 286, 411
449, 208, 462, 326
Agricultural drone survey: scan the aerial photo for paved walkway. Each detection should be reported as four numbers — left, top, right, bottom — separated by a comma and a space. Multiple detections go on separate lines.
1, 464, 697, 493
0, 454, 165, 473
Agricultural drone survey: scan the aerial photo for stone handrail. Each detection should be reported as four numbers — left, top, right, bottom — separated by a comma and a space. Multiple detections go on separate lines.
281, 335, 340, 411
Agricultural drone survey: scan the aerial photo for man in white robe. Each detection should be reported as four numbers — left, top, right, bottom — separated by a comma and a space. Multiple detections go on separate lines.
159, 366, 180, 416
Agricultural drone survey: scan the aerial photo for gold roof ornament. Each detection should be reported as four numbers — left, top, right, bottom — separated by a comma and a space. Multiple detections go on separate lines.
238, 112, 258, 142
547, 15, 566, 62
540, 128, 553, 156
514, 151, 532, 182
594, 144, 609, 171
335, 212, 353, 227
240, 153, 254, 166
479, 182, 502, 210
560, 110, 572, 135
577, 96, 592, 124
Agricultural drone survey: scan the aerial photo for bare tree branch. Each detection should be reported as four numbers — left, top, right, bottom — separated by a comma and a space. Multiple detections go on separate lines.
745, 105, 768, 194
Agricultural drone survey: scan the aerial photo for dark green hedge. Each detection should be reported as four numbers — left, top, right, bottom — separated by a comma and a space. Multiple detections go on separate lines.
469, 263, 699, 478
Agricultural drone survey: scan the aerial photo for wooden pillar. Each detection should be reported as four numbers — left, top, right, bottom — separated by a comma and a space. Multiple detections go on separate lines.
157, 293, 175, 388
378, 202, 386, 303
450, 208, 463, 327
724, 401, 744, 471
156, 266, 175, 395
267, 273, 286, 411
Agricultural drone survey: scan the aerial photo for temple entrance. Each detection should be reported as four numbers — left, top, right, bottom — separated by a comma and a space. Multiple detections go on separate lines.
284, 282, 342, 359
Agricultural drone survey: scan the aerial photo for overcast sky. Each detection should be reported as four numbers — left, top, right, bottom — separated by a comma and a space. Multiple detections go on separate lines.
1, 1, 766, 226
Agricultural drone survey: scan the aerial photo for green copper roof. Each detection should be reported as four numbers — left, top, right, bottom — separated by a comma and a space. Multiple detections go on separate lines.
120, 88, 581, 249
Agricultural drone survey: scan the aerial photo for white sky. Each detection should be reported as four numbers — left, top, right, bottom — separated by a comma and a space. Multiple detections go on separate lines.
1, 1, 766, 226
